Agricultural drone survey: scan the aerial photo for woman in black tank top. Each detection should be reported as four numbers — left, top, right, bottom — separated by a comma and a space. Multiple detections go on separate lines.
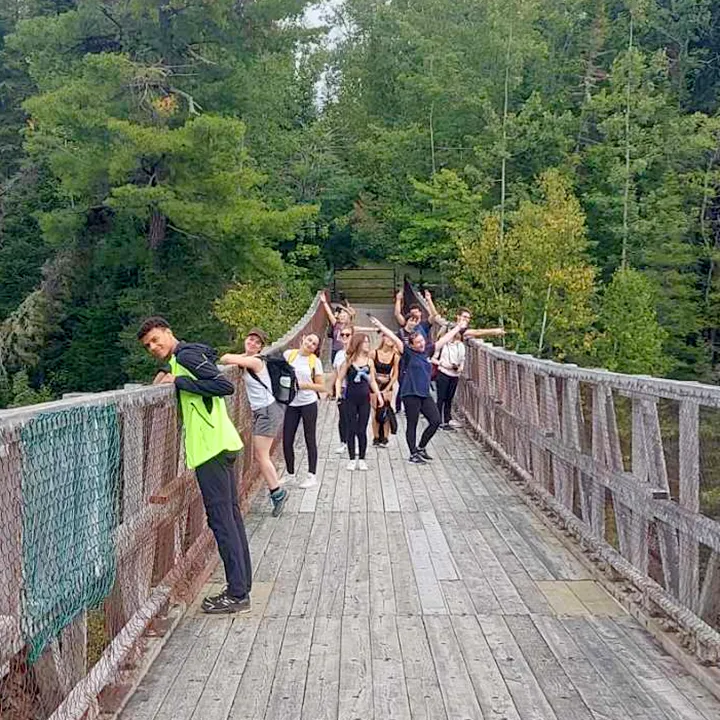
372, 334, 399, 446
335, 333, 384, 471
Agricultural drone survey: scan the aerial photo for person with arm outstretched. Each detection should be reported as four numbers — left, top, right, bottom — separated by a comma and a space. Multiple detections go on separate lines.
321, 291, 372, 362
434, 304, 505, 339
369, 314, 467, 464
394, 289, 424, 329
219, 329, 288, 517
436, 326, 466, 431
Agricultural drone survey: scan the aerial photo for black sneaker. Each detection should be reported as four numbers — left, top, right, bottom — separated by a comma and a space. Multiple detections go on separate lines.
381, 437, 389, 446
444, 424, 457, 432
201, 590, 251, 615
408, 453, 427, 464
372, 438, 381, 447
271, 487, 288, 517
417, 447, 433, 461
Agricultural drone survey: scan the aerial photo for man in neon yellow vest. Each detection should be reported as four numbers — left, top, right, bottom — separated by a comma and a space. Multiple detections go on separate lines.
137, 317, 252, 614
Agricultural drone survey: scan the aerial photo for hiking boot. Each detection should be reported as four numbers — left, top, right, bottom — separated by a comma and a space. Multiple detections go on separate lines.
270, 487, 288, 517
408, 453, 427, 465
417, 447, 433, 461
201, 589, 251, 615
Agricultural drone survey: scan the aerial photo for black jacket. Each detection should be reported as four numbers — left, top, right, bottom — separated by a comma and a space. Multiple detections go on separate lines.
166, 342, 234, 399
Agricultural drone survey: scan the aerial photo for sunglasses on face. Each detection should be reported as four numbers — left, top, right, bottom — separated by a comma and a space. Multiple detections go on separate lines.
340, 333, 352, 338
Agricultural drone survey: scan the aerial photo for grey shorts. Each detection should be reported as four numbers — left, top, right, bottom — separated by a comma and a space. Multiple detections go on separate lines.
252, 401, 284, 437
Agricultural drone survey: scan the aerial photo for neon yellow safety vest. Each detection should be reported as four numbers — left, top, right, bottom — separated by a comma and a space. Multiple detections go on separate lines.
169, 355, 243, 470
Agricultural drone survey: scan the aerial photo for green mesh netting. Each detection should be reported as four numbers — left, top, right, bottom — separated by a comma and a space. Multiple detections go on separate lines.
20, 404, 120, 663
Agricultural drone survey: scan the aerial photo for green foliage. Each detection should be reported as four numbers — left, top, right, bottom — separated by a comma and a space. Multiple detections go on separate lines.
214, 276, 314, 347
8, 370, 52, 407
0, 0, 323, 404
4, 0, 720, 405
453, 170, 596, 359
596, 266, 669, 375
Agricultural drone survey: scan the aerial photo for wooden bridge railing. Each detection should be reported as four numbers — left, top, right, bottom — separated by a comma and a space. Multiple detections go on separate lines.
456, 340, 720, 661
399, 278, 720, 661
0, 292, 327, 720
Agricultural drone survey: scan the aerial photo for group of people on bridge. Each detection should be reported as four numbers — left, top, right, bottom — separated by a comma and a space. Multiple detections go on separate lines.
135, 291, 503, 614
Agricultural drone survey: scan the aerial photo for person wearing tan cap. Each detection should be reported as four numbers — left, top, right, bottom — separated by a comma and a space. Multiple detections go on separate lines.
220, 328, 288, 518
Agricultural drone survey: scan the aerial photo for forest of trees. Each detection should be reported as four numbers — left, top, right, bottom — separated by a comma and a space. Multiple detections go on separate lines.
1, 0, 720, 405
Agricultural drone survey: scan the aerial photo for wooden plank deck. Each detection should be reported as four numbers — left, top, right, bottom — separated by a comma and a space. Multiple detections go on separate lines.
119, 402, 720, 720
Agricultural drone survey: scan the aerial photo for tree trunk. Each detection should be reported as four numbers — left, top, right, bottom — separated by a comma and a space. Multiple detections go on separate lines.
148, 210, 167, 250
621, 14, 634, 269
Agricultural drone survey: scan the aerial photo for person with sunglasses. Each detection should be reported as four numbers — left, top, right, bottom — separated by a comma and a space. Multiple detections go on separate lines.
320, 291, 357, 364
332, 324, 354, 455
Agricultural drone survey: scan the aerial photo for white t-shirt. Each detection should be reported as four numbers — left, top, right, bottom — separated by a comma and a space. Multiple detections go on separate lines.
284, 350, 324, 407
333, 349, 347, 392
333, 349, 347, 371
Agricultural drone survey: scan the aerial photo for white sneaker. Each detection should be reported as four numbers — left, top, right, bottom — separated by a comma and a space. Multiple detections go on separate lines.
358, 459, 368, 471
346, 459, 357, 471
335, 443, 347, 455
448, 420, 463, 428
299, 473, 318, 489
281, 473, 295, 485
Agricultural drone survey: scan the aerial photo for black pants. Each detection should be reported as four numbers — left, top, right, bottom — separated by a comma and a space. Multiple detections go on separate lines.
403, 395, 441, 455
338, 399, 349, 443
196, 452, 252, 599
283, 402, 318, 474
436, 373, 459, 424
395, 369, 405, 412
346, 394, 371, 459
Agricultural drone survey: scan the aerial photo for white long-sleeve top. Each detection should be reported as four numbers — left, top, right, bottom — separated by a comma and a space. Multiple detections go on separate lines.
437, 341, 465, 378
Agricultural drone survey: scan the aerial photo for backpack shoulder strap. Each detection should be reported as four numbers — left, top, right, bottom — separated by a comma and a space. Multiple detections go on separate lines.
247, 360, 272, 394
288, 349, 299, 364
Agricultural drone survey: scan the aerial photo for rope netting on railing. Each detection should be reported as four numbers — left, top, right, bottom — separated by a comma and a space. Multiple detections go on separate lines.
402, 279, 720, 662
0, 292, 327, 720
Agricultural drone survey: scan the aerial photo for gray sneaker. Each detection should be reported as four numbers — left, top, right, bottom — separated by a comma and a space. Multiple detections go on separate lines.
201, 590, 251, 614
271, 487, 288, 517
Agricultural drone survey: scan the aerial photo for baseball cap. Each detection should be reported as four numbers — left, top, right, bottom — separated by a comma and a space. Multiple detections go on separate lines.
247, 327, 268, 345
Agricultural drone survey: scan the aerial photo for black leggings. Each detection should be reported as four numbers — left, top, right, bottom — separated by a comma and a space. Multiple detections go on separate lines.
283, 402, 318, 474
436, 373, 459, 424
403, 395, 441, 455
338, 399, 349, 443
346, 394, 371, 459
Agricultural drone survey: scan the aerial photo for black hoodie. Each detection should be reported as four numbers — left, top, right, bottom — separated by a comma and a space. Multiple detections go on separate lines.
168, 342, 234, 401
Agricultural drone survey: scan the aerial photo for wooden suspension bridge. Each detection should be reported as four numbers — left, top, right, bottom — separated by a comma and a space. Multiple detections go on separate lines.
1, 282, 720, 720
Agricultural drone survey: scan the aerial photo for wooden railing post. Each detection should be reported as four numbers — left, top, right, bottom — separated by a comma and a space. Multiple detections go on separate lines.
678, 400, 700, 613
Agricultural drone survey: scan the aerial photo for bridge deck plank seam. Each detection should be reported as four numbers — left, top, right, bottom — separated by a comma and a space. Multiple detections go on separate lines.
117, 401, 720, 720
